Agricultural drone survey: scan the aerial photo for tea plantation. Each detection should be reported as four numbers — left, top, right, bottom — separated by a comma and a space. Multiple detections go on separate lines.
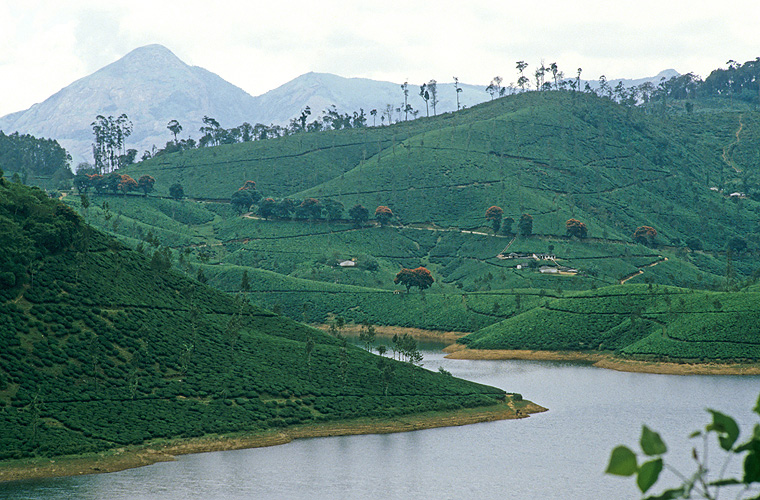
0, 176, 510, 461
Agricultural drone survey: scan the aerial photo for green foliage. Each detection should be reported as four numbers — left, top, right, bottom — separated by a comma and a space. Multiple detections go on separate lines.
0, 180, 509, 462
607, 393, 760, 499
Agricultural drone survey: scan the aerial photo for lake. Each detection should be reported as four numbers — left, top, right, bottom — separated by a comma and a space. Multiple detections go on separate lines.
3, 342, 759, 499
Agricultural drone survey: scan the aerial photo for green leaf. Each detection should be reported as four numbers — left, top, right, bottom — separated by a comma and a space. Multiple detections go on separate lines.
644, 486, 685, 500
708, 478, 741, 486
707, 410, 740, 451
688, 430, 702, 439
637, 458, 663, 493
745, 451, 760, 483
641, 426, 667, 456
606, 445, 638, 476
753, 393, 760, 416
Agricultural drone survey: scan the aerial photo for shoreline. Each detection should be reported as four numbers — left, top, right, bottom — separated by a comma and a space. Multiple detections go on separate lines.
444, 345, 760, 376
0, 397, 545, 483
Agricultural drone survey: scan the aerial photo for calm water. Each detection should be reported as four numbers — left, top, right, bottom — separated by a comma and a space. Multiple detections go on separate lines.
3, 343, 759, 500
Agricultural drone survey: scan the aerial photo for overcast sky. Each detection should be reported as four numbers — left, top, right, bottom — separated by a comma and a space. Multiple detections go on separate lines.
2, 0, 759, 117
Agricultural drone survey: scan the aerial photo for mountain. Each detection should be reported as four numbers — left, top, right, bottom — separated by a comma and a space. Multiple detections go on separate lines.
0, 44, 678, 166
249, 72, 490, 125
0, 45, 261, 165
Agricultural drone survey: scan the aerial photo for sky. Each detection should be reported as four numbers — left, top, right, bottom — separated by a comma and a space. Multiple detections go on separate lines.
1, 0, 759, 117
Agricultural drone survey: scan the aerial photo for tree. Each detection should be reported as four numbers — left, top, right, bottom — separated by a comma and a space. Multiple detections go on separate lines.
167, 120, 182, 144
231, 181, 261, 213
401, 81, 410, 121
359, 320, 376, 351
259, 198, 277, 219
607, 393, 760, 499
137, 175, 155, 196
117, 174, 138, 195
169, 183, 185, 200
453, 77, 463, 110
485, 206, 504, 233
349, 204, 369, 226
370, 109, 377, 126
633, 226, 657, 245
240, 270, 250, 293
419, 84, 430, 117
91, 114, 133, 174
518, 214, 534, 236
322, 198, 344, 221
375, 205, 394, 226
297, 198, 322, 220
393, 266, 434, 292
566, 218, 588, 239
486, 76, 504, 99
516, 61, 529, 91
502, 216, 515, 235
427, 79, 439, 115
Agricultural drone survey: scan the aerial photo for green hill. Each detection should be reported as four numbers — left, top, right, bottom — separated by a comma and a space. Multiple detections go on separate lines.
0, 172, 523, 466
59, 89, 760, 366
459, 284, 760, 362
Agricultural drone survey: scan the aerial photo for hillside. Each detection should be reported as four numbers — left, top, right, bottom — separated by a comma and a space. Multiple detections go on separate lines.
0, 172, 528, 466
458, 283, 760, 362
56, 88, 760, 367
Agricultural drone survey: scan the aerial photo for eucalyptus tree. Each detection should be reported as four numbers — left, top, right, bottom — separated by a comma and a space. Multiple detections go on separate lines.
516, 61, 529, 91
419, 83, 430, 116
453, 76, 463, 110
427, 79, 439, 115
401, 81, 410, 120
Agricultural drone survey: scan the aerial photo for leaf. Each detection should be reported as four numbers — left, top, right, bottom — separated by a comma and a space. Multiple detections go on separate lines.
754, 393, 760, 416
707, 410, 740, 451
644, 486, 686, 500
606, 445, 638, 476
745, 450, 760, 483
637, 458, 663, 493
708, 478, 742, 486
641, 426, 667, 456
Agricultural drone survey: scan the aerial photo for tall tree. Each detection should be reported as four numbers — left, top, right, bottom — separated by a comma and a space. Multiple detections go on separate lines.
419, 84, 430, 116
518, 214, 534, 236
370, 109, 377, 126
516, 61, 529, 91
453, 77, 463, 110
167, 120, 182, 144
349, 204, 369, 226
427, 79, 439, 115
401, 81, 410, 121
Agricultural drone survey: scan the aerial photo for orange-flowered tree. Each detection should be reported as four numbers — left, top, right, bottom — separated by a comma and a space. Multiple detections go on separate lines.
485, 206, 504, 233
566, 218, 588, 239
633, 226, 657, 246
375, 205, 394, 226
394, 266, 434, 292
117, 174, 138, 194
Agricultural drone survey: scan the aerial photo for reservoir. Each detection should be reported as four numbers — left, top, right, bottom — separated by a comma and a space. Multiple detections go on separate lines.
3, 341, 759, 499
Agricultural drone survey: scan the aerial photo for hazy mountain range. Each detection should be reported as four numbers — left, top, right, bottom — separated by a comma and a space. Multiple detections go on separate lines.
0, 44, 678, 165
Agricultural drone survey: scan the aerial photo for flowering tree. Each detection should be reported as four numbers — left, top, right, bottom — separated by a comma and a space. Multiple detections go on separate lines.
566, 218, 588, 239
393, 266, 434, 292
633, 226, 657, 245
485, 206, 504, 233
375, 205, 394, 226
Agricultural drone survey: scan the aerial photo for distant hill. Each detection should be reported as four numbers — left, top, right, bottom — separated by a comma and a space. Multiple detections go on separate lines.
0, 44, 677, 165
0, 172, 519, 464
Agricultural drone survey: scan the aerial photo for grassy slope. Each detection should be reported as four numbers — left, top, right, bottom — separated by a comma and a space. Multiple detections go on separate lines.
0, 178, 511, 462
77, 91, 760, 362
460, 283, 760, 361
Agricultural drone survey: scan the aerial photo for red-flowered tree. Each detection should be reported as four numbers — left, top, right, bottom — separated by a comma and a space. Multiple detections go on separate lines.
485, 206, 504, 233
375, 205, 394, 226
394, 266, 434, 292
633, 226, 657, 246
566, 218, 588, 239
117, 174, 138, 195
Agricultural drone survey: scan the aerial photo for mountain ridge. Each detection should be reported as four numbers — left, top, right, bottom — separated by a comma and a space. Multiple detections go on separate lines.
1, 44, 678, 165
